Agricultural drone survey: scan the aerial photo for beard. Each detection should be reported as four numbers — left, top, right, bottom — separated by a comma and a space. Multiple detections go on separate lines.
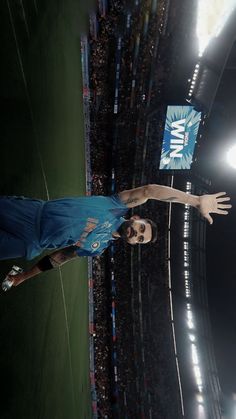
116, 220, 134, 241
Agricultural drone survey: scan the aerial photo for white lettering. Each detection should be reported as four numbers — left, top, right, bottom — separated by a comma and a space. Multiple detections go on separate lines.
171, 118, 186, 139
170, 144, 183, 158
169, 118, 186, 158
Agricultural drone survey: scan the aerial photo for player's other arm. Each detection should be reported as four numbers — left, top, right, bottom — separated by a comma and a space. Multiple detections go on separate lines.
118, 184, 199, 208
118, 184, 231, 224
8, 246, 78, 288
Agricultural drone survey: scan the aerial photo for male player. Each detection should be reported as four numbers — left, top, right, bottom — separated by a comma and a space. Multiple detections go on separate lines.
1, 184, 231, 290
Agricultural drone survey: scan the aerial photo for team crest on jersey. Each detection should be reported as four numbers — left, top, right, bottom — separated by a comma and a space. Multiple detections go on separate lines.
91, 241, 100, 250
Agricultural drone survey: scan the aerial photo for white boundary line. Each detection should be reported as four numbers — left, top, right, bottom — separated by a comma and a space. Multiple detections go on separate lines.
33, 0, 38, 14
6, 0, 50, 201
168, 175, 185, 417
19, 0, 30, 38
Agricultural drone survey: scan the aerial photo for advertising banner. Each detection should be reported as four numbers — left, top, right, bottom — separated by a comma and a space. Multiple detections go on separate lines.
159, 106, 201, 170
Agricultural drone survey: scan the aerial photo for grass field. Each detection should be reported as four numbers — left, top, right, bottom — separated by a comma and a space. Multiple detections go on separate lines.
0, 1, 93, 418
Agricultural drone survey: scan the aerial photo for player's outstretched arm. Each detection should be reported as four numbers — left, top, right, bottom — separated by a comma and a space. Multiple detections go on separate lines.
3, 246, 78, 290
118, 184, 231, 223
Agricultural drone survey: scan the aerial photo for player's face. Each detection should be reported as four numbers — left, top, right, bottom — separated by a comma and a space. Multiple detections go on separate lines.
118, 219, 152, 245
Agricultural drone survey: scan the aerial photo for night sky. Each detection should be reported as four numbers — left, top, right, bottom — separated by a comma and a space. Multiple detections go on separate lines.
196, 52, 236, 397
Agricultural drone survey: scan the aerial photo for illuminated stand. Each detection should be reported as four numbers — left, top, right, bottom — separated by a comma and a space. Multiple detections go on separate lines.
170, 176, 222, 419
166, 6, 236, 416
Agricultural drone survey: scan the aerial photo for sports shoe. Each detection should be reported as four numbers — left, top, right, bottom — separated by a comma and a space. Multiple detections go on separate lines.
2, 277, 14, 292
2, 265, 23, 292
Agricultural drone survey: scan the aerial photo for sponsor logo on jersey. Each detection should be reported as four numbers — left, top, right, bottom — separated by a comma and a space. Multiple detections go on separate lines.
92, 241, 100, 250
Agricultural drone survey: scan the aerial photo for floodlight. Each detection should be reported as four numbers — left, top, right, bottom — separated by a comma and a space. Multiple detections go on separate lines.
227, 145, 236, 169
197, 394, 204, 404
191, 343, 199, 365
189, 334, 196, 342
194, 365, 202, 381
196, 0, 236, 54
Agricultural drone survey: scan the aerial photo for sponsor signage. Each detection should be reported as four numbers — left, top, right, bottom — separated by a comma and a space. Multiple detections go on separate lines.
159, 106, 201, 170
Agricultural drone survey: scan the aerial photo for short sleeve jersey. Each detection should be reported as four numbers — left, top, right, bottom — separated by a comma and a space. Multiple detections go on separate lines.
39, 194, 129, 258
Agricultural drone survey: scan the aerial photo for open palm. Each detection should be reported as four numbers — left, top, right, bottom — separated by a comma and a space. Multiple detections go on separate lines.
199, 192, 231, 224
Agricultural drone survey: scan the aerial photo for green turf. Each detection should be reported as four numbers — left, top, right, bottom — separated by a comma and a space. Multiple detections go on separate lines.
0, 1, 93, 418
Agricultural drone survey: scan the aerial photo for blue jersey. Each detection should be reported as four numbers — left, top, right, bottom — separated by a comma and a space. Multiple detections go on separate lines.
0, 195, 128, 260
39, 194, 128, 258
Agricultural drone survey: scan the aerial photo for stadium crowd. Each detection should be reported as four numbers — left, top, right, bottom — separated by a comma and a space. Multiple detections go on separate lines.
87, 0, 183, 417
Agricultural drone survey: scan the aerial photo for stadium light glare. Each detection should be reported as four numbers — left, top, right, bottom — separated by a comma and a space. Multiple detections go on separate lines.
188, 320, 194, 328
187, 310, 194, 329
191, 343, 199, 365
194, 365, 202, 381
196, 0, 236, 55
189, 334, 196, 342
198, 395, 204, 404
227, 144, 236, 169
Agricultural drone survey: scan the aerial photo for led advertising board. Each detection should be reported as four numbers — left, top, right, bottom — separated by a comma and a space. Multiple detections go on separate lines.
159, 106, 201, 170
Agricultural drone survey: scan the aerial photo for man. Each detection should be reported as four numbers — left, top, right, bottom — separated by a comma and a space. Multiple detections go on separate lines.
1, 184, 231, 290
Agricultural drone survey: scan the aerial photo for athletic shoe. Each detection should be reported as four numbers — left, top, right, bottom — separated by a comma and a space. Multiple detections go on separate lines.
2, 278, 14, 292
2, 266, 23, 292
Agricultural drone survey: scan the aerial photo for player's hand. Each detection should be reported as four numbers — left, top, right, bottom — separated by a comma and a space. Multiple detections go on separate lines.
199, 192, 231, 225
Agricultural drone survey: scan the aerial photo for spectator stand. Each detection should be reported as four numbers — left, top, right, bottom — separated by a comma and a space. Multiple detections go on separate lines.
81, 27, 99, 419
81, 0, 184, 416
89, 13, 99, 41
98, 0, 108, 18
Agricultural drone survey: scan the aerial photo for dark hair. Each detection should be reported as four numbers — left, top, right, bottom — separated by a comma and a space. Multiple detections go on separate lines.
145, 218, 158, 243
